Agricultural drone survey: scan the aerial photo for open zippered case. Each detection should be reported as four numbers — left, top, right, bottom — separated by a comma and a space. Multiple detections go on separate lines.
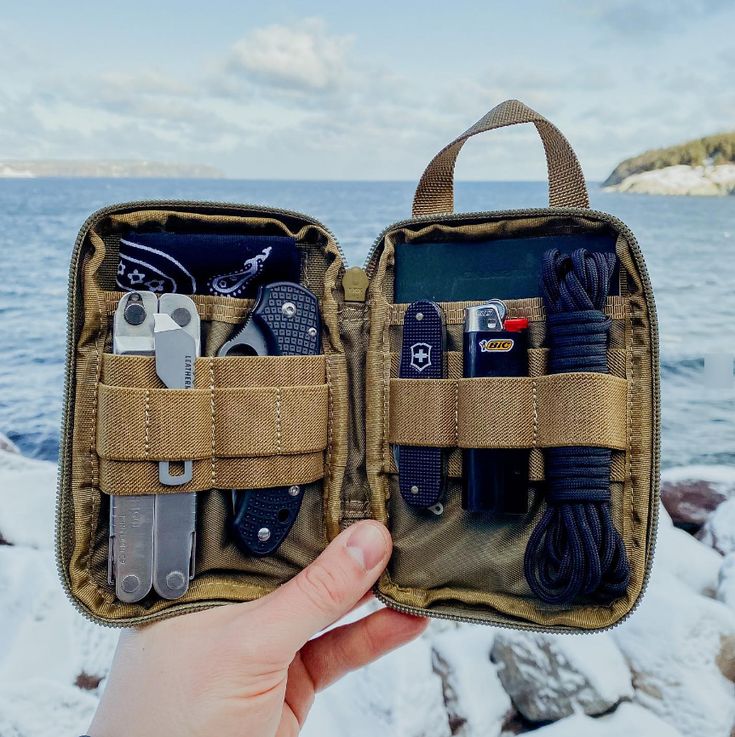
56, 100, 660, 631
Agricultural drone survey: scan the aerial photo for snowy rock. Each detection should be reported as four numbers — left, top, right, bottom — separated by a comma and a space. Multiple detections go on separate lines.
432, 626, 513, 736
656, 518, 723, 596
0, 545, 118, 688
393, 634, 452, 737
0, 449, 57, 548
613, 570, 735, 737
698, 497, 735, 555
0, 679, 97, 737
0, 452, 119, 733
660, 464, 735, 531
529, 702, 684, 737
491, 631, 632, 722
604, 163, 735, 196
304, 628, 452, 737
717, 553, 735, 611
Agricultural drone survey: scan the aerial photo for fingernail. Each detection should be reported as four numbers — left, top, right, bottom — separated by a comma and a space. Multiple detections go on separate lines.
346, 522, 388, 571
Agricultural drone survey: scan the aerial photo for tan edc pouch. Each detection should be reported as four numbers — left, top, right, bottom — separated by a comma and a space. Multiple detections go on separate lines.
56, 99, 660, 631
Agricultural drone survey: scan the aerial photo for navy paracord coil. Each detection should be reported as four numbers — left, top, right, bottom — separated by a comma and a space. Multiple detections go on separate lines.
523, 248, 631, 605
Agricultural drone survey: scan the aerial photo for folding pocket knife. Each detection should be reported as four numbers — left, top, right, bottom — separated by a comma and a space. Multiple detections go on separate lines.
218, 281, 321, 556
395, 300, 446, 512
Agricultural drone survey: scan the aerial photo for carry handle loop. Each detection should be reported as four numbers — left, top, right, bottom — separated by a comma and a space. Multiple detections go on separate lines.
412, 99, 590, 217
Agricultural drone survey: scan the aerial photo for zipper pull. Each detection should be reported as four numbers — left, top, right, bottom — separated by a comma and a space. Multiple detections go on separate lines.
342, 266, 369, 302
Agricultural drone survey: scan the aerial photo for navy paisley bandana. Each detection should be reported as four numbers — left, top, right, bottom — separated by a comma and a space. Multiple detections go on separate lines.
116, 232, 300, 298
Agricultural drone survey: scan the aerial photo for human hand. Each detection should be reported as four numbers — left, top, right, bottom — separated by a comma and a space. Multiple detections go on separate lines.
88, 520, 426, 737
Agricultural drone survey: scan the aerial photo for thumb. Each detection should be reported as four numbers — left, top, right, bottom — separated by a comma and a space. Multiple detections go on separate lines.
255, 520, 392, 657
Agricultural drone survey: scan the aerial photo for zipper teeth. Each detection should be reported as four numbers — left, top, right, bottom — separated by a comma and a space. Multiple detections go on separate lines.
365, 205, 661, 634
55, 199, 345, 627
373, 590, 577, 633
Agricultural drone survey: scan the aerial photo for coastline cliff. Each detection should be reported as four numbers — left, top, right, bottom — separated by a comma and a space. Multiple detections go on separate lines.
603, 132, 735, 196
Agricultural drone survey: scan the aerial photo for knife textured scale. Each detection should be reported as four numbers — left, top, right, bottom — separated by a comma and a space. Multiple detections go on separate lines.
397, 300, 445, 508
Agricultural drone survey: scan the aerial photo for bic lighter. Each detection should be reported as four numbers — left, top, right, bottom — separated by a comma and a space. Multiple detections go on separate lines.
463, 300, 529, 515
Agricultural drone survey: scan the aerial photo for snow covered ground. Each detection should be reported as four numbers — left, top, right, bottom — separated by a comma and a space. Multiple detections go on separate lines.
1, 444, 734, 737
604, 163, 735, 196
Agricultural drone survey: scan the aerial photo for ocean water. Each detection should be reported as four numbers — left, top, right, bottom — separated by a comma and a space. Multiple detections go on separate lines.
0, 179, 732, 467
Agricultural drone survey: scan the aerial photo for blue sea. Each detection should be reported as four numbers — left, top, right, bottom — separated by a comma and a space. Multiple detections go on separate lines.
0, 179, 732, 468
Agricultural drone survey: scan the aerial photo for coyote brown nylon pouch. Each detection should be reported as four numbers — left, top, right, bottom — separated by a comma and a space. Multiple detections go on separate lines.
56, 99, 659, 631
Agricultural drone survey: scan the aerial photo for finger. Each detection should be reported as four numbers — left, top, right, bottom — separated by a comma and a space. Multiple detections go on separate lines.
350, 591, 374, 612
326, 591, 374, 630
253, 520, 391, 657
275, 705, 300, 737
300, 608, 428, 691
284, 653, 316, 729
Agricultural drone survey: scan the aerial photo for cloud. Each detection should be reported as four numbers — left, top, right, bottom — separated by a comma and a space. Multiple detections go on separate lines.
1, 14, 609, 178
4, 13, 730, 181
225, 18, 353, 94
96, 70, 196, 100
575, 0, 733, 38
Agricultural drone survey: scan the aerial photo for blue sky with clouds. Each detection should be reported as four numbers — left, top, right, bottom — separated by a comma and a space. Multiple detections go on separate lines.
1, 0, 733, 180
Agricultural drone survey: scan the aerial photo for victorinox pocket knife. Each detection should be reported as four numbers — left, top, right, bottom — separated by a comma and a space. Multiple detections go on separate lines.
218, 281, 322, 556
395, 300, 446, 512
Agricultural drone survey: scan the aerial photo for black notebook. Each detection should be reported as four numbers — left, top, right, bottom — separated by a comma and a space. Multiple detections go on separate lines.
394, 233, 619, 303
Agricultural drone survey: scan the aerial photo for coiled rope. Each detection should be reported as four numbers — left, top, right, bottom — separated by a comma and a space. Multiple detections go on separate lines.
523, 248, 630, 605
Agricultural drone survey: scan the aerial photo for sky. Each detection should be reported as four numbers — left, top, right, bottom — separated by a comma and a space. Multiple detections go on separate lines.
0, 0, 733, 180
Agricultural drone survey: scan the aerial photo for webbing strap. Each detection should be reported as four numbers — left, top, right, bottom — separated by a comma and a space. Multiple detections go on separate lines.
412, 99, 589, 216
388, 373, 628, 450
98, 453, 326, 495
97, 382, 329, 461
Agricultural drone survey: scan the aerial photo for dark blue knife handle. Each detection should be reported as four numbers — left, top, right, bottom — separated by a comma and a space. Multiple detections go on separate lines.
397, 301, 445, 508
229, 281, 321, 556
231, 486, 306, 557
251, 281, 321, 356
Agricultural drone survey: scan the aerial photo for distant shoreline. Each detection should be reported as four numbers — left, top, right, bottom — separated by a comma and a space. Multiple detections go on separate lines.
0, 175, 589, 184
0, 160, 223, 179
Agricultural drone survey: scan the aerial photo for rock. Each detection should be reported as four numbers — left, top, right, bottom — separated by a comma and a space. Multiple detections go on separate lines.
432, 626, 513, 736
656, 515, 723, 597
604, 163, 735, 196
0, 432, 20, 454
528, 702, 684, 737
491, 631, 632, 722
698, 498, 735, 555
660, 465, 735, 532
612, 570, 735, 737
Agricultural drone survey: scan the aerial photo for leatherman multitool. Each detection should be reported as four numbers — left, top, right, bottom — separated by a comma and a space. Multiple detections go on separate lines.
108, 291, 200, 602
218, 281, 321, 556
